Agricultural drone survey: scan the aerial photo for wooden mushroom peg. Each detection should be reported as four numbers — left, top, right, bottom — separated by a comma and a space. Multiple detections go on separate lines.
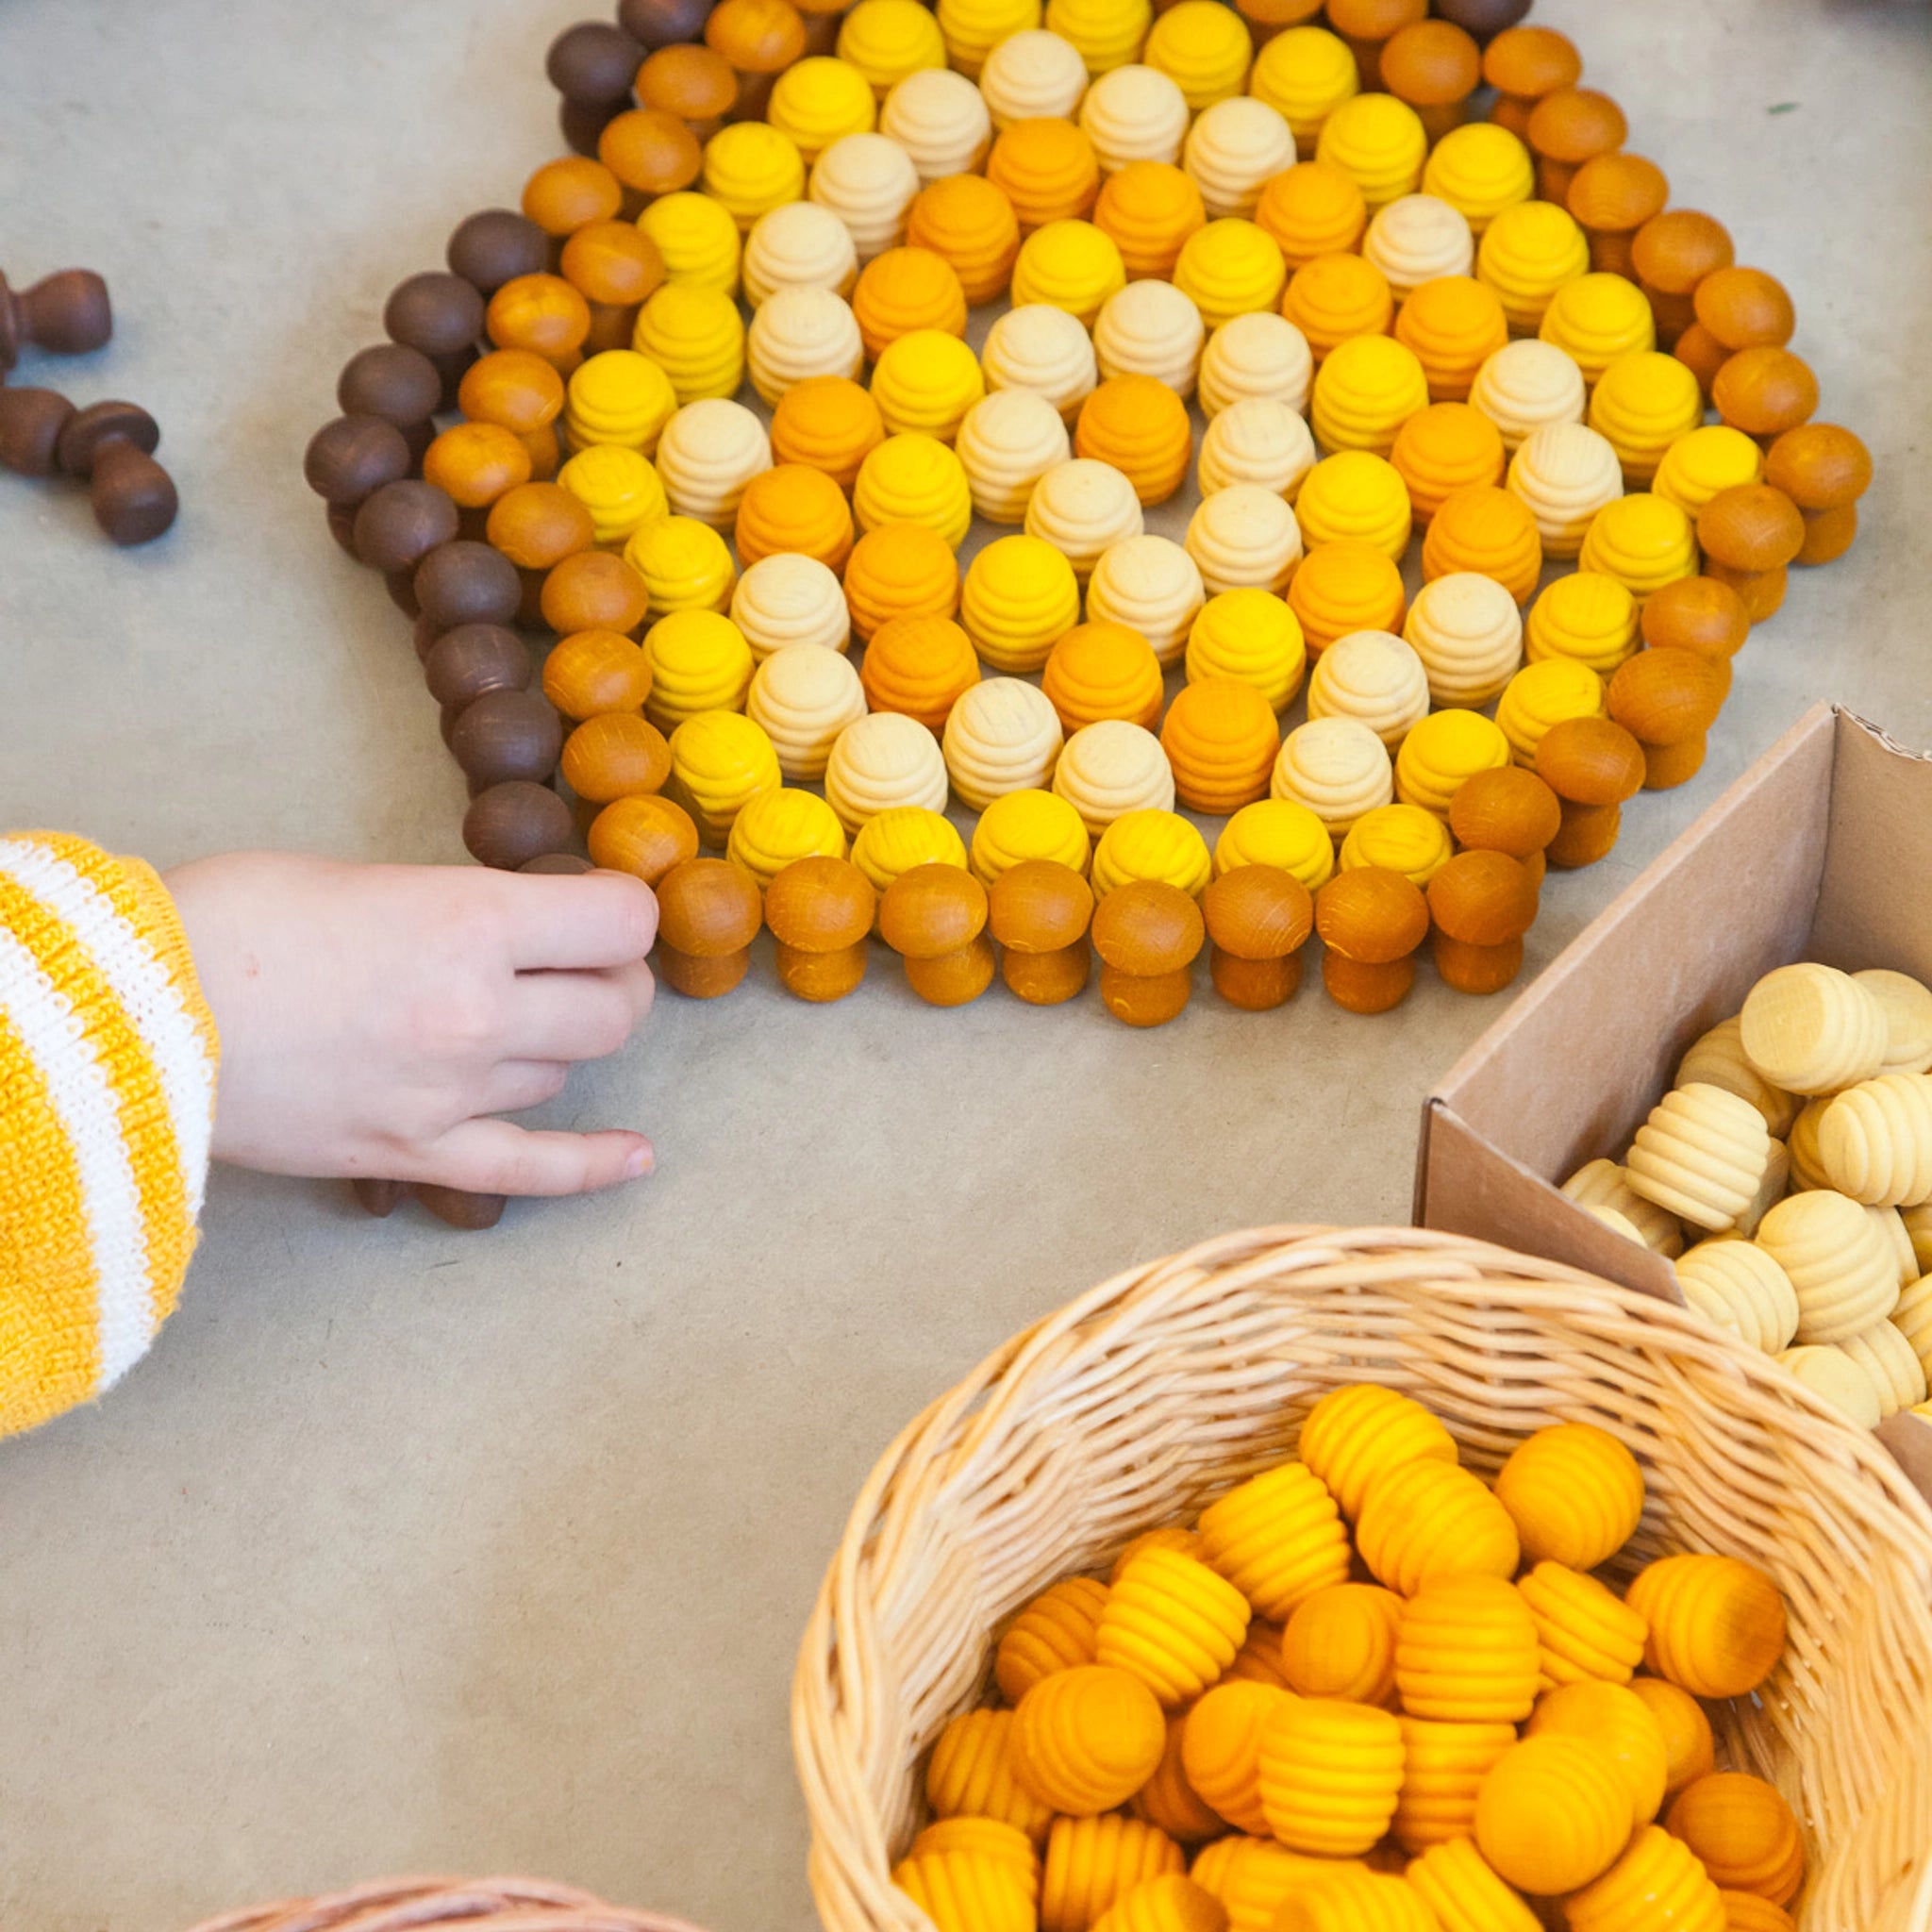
1203, 865, 1315, 1010
987, 860, 1094, 1005
880, 863, 996, 1007
1091, 880, 1205, 1026
0, 267, 112, 371
54, 399, 179, 544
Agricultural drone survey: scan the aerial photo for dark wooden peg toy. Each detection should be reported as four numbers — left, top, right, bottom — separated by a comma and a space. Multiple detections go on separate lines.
55, 399, 178, 544
0, 268, 113, 372
0, 386, 77, 476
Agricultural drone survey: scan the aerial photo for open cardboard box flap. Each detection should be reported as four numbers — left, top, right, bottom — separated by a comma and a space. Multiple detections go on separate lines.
1415, 705, 1932, 1499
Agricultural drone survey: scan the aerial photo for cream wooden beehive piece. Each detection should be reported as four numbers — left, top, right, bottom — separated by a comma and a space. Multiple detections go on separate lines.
982, 305, 1100, 421
1840, 1316, 1928, 1417
1198, 312, 1314, 419
943, 677, 1066, 810
1185, 486, 1304, 597
824, 709, 951, 833
654, 398, 774, 526
1468, 338, 1586, 453
1775, 1344, 1884, 1430
1583, 1204, 1647, 1248
879, 68, 993, 184
1272, 717, 1395, 841
1674, 1238, 1799, 1354
1093, 281, 1208, 397
1024, 458, 1146, 580
1676, 1015, 1800, 1137
730, 553, 852, 660
1560, 1158, 1684, 1259
1735, 1137, 1790, 1238
809, 132, 923, 260
1506, 423, 1624, 560
1362, 195, 1474, 301
1401, 572, 1524, 708
1184, 97, 1297, 221
1818, 1074, 1932, 1208
1198, 398, 1318, 500
1872, 1205, 1919, 1289
1740, 962, 1890, 1097
1786, 1096, 1833, 1191
1893, 1273, 1932, 1380
1078, 62, 1191, 173
1087, 534, 1207, 665
1053, 720, 1177, 834
979, 29, 1090, 130
1307, 629, 1430, 749
747, 643, 869, 781
1856, 970, 1932, 1075
746, 286, 866, 407
1624, 1084, 1774, 1232
1755, 1190, 1901, 1344
957, 390, 1074, 525
742, 201, 862, 306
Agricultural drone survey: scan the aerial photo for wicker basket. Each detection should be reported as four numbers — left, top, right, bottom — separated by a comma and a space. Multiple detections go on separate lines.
182, 1877, 709, 1932
792, 1226, 1932, 1932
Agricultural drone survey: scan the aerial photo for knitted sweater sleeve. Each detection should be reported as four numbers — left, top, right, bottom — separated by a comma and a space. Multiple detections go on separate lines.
0, 832, 220, 1436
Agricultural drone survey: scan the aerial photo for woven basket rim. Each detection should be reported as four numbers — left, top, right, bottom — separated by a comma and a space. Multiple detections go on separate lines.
178, 1875, 714, 1932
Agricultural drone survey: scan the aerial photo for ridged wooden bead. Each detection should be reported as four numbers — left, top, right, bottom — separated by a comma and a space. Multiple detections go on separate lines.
1197, 1462, 1349, 1619
1494, 658, 1606, 768
1392, 276, 1509, 408
1493, 1422, 1643, 1571
1420, 123, 1535, 237
843, 523, 960, 641
1759, 1190, 1902, 1344
810, 130, 923, 260
1625, 1554, 1786, 1700
1161, 678, 1282, 814
729, 553, 851, 662
746, 642, 867, 780
859, 615, 978, 730
1273, 717, 1394, 839
1091, 1875, 1226, 1932
702, 121, 808, 234
1288, 549, 1407, 666
1402, 575, 1522, 709
742, 201, 861, 308
634, 281, 745, 402
1098, 1548, 1254, 1707
1054, 721, 1175, 834
880, 68, 993, 183
1044, 622, 1164, 733
1078, 64, 1191, 173
1624, 1083, 1774, 1233
1091, 810, 1212, 899
1190, 1824, 1310, 1932
824, 708, 951, 831
1422, 483, 1542, 603
725, 786, 847, 890
854, 433, 974, 548
1406, 1839, 1540, 1932
554, 447, 667, 550
997, 1574, 1110, 1701
1567, 1824, 1727, 1932
768, 57, 878, 167
1391, 1719, 1517, 1853
1074, 375, 1194, 508
1246, 27, 1357, 154
1128, 1724, 1226, 1851
962, 534, 1082, 673
1310, 335, 1429, 458
1294, 453, 1412, 559
1174, 219, 1290, 330
746, 286, 866, 405
1476, 1735, 1631, 1894
1576, 491, 1699, 603
1559, 1159, 1681, 1257
1183, 98, 1296, 223
1674, 1238, 1799, 1354
1185, 486, 1304, 597
1840, 1314, 1926, 1416
1785, 1097, 1834, 1193
970, 789, 1091, 884
1589, 350, 1704, 486
957, 391, 1073, 526
973, 25, 1085, 128
1041, 1816, 1186, 1932
666, 709, 782, 842
1012, 220, 1129, 329
1045, 0, 1149, 78
1198, 313, 1313, 419
893, 1845, 1034, 1932
1197, 401, 1317, 504
1314, 91, 1425, 209
1307, 630, 1428, 748
1093, 281, 1206, 399
563, 348, 675, 454
908, 1820, 1041, 1905
1014, 1667, 1171, 1821
1856, 969, 1932, 1076
736, 465, 857, 575
1538, 273, 1656, 390
1469, 336, 1585, 453
1475, 198, 1590, 331
642, 608, 755, 730
982, 304, 1099, 423
1740, 962, 1889, 1097
1775, 1342, 1883, 1428
1143, 0, 1253, 109
1088, 535, 1207, 665
1666, 1774, 1803, 1907
1340, 804, 1452, 887
1363, 195, 1473, 301
1257, 1697, 1404, 1855
852, 806, 969, 896
1519, 1559, 1647, 1690
1396, 1575, 1539, 1723
1276, 1583, 1401, 1705
1214, 800, 1336, 894
767, 376, 884, 491
1660, 432, 1780, 543
1816, 1074, 1932, 1207
1282, 252, 1392, 364
944, 676, 1065, 807
1092, 161, 1208, 283
987, 115, 1102, 233
655, 400, 773, 527
1187, 590, 1307, 713
1529, 1680, 1668, 1834
1356, 1457, 1519, 1593
1506, 422, 1621, 559
1181, 1681, 1291, 1836
926, 1707, 1055, 1840
1025, 459, 1146, 583
1524, 572, 1638, 678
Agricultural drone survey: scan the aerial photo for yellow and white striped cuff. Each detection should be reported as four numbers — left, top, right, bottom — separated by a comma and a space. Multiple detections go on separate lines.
0, 833, 218, 1436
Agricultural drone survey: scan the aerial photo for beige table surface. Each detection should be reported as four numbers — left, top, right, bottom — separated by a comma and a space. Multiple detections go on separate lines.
1, 1, 1929, 1925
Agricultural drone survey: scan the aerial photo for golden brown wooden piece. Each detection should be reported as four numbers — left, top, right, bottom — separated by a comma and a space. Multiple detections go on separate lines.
656, 856, 765, 995
766, 855, 877, 1001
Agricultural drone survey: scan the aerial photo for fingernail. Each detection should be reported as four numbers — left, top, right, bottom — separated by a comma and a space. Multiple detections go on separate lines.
625, 1143, 655, 1179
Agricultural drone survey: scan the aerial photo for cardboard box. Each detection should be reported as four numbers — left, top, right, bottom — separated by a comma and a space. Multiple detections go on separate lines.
1414, 704, 1932, 1498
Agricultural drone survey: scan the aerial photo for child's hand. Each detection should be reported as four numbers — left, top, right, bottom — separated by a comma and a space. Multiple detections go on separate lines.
165, 853, 658, 1196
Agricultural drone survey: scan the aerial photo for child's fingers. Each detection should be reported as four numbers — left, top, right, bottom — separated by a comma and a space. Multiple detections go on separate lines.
497, 870, 658, 971
483, 1059, 572, 1115
424, 1118, 655, 1195
508, 967, 645, 1061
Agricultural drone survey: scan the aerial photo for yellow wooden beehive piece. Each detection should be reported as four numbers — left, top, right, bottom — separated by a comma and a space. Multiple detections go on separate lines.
1494, 657, 1607, 768
1091, 808, 1212, 899
565, 348, 676, 454
1196, 1461, 1350, 1620
1565, 1825, 1726, 1932
1517, 1559, 1648, 1690
1190, 1837, 1333, 1932
963, 533, 1082, 674
633, 281, 745, 403
1393, 707, 1512, 816
1817, 1072, 1932, 1206
1339, 803, 1453, 889
1528, 1679, 1668, 1831
556, 445, 667, 549
703, 120, 807, 232
1181, 1679, 1291, 1835
725, 786, 847, 891
1279, 1582, 1402, 1707
1142, 0, 1252, 110
851, 806, 969, 896
925, 1707, 1056, 1841
666, 709, 781, 842
1187, 590, 1307, 713
1355, 1457, 1519, 1595
625, 515, 736, 617
996, 1574, 1110, 1703
1097, 1547, 1252, 1707
1475, 1734, 1632, 1895
1394, 1719, 1517, 1854
970, 787, 1091, 887
1405, 1838, 1540, 1932
1013, 219, 1128, 329
1091, 1874, 1226, 1932
1539, 272, 1657, 388
1589, 350, 1703, 484
770, 56, 878, 165
1755, 1187, 1901, 1343
1041, 1814, 1185, 1932
910, 1816, 1041, 1897
1475, 198, 1591, 333
1272, 717, 1394, 841
1394, 1575, 1540, 1724
1575, 491, 1699, 604
872, 327, 988, 443
1257, 1697, 1404, 1856
1665, 1773, 1805, 1907
1674, 1238, 1800, 1355
1054, 721, 1175, 836
1559, 1158, 1684, 1258
1525, 570, 1639, 675
1047, 0, 1149, 76
639, 192, 743, 296
1629, 1676, 1716, 1801
1110, 1526, 1205, 1583
1624, 1082, 1775, 1233
1173, 219, 1289, 330
1293, 453, 1413, 561
1624, 1554, 1787, 1701
1651, 423, 1766, 519
1248, 30, 1357, 158
838, 0, 948, 95
1420, 123, 1534, 236
1268, 1872, 1436, 1932
1011, 1662, 1168, 1816
1719, 1892, 1797, 1932
1128, 1718, 1223, 1847
893, 1843, 1035, 1932
1401, 575, 1523, 709
1311, 335, 1431, 458
855, 433, 974, 547
1315, 92, 1426, 210
1213, 800, 1336, 893
643, 608, 754, 730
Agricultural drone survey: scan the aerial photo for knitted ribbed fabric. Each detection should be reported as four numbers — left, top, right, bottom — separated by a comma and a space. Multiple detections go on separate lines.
0, 833, 218, 1435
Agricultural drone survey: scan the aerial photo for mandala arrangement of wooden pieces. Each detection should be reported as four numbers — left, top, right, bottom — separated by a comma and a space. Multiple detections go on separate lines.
302, 0, 1873, 1223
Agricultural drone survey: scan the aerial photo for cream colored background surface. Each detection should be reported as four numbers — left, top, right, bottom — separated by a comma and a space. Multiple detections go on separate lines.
0, 1, 1928, 1925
